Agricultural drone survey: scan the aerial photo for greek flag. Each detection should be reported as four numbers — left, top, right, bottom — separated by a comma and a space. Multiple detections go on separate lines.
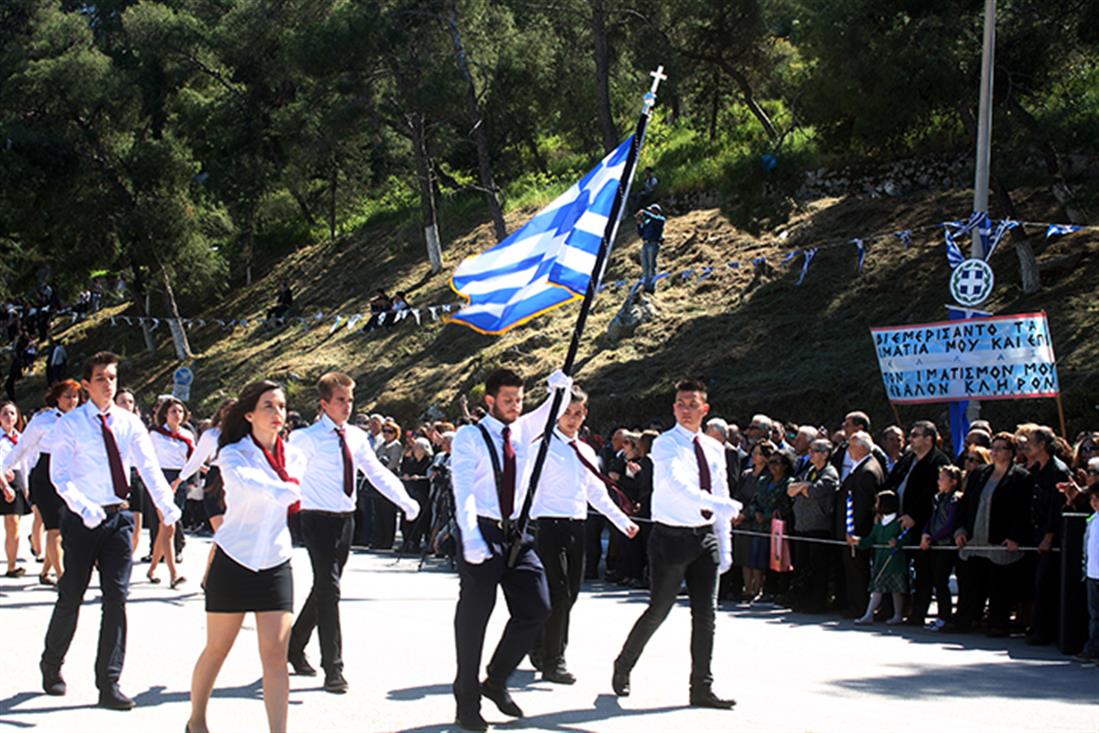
1045, 223, 1081, 239
450, 138, 633, 334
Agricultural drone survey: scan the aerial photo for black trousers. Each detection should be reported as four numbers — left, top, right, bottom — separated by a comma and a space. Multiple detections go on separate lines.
290, 511, 355, 673
792, 530, 832, 612
400, 485, 430, 550
909, 551, 935, 620
616, 523, 718, 691
843, 546, 871, 614
453, 518, 550, 717
956, 556, 1023, 630
42, 508, 134, 691
1032, 549, 1060, 639
533, 518, 586, 668
927, 549, 956, 621
371, 493, 397, 550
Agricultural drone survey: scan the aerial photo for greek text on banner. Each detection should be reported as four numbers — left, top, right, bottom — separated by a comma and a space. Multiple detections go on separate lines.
869, 312, 1059, 404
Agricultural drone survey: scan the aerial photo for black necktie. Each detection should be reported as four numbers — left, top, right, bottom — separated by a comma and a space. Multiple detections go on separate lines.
335, 427, 354, 497
500, 426, 516, 518
694, 436, 713, 519
99, 414, 130, 500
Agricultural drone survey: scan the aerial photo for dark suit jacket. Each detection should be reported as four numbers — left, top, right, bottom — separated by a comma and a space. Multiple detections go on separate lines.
885, 448, 952, 533
831, 441, 890, 479
834, 455, 884, 539
958, 464, 1031, 546
1029, 456, 1072, 541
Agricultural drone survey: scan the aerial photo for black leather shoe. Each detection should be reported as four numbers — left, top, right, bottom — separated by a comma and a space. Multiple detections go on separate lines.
690, 689, 736, 709
323, 671, 349, 694
40, 661, 65, 696
542, 667, 576, 685
98, 687, 135, 710
480, 680, 523, 718
611, 663, 630, 697
455, 711, 489, 731
289, 653, 317, 677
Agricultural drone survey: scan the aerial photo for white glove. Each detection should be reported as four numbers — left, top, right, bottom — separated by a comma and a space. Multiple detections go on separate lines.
718, 552, 733, 575
546, 369, 572, 392
404, 502, 420, 522
462, 533, 491, 565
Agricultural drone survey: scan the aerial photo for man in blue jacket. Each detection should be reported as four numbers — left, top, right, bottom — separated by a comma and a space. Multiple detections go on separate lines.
635, 204, 665, 294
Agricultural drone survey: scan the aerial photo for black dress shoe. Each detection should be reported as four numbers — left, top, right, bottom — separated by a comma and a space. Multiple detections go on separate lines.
98, 687, 135, 710
611, 663, 630, 697
480, 680, 523, 718
289, 653, 317, 677
455, 712, 489, 731
542, 667, 577, 685
40, 661, 66, 696
323, 671, 349, 694
690, 689, 736, 709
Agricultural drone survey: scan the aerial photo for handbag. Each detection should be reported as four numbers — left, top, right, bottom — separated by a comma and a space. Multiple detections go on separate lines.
770, 517, 794, 573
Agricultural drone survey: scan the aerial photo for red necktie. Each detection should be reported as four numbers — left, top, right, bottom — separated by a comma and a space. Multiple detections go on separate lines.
500, 425, 516, 519
4, 432, 17, 445
154, 425, 194, 459
252, 435, 301, 514
568, 439, 636, 515
335, 427, 354, 497
693, 435, 713, 519
98, 414, 130, 500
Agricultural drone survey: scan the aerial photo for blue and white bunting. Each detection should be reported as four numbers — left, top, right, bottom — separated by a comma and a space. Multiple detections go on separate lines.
449, 137, 633, 334
796, 248, 818, 286
851, 238, 865, 273
894, 230, 913, 248
1045, 223, 1082, 239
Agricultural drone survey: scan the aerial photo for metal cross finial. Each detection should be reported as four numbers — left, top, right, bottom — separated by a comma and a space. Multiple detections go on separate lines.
643, 65, 667, 113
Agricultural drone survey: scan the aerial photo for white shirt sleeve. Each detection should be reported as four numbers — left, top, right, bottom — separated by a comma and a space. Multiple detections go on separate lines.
711, 442, 733, 564
353, 433, 418, 516
515, 385, 572, 446
177, 428, 219, 483
3, 414, 46, 474
217, 445, 301, 508
127, 419, 182, 525
450, 426, 485, 552
582, 469, 632, 534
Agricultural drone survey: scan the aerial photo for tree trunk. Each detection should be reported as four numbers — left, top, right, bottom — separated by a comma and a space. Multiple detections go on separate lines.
242, 203, 256, 286
990, 175, 1041, 294
160, 268, 192, 359
708, 74, 721, 142
591, 0, 618, 152
445, 0, 507, 242
329, 153, 338, 240
411, 113, 443, 273
129, 261, 157, 356
289, 185, 318, 230
720, 62, 778, 141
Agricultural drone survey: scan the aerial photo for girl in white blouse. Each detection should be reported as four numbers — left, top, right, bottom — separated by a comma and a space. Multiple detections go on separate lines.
188, 381, 302, 733
0, 401, 27, 577
148, 397, 195, 588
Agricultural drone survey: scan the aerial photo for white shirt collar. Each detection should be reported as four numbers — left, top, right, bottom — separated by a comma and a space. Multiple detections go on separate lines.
673, 423, 701, 441
881, 512, 897, 524
318, 413, 345, 432
479, 414, 509, 436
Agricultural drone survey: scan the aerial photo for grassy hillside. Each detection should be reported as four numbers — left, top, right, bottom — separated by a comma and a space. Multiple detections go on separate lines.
39, 185, 1099, 440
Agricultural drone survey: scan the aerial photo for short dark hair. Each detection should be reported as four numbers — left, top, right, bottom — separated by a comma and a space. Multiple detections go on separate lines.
1030, 426, 1057, 453
83, 351, 119, 381
569, 384, 588, 405
876, 490, 899, 515
675, 378, 708, 398
912, 419, 938, 443
485, 368, 523, 397
845, 411, 871, 431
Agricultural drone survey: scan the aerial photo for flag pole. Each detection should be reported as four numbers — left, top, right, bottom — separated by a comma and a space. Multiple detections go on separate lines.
507, 66, 667, 567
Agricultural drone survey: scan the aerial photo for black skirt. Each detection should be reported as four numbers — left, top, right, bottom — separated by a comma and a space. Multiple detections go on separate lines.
0, 469, 31, 516
205, 546, 293, 613
30, 457, 63, 530
127, 468, 146, 516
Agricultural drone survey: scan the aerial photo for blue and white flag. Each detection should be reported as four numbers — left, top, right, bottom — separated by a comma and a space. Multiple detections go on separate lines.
894, 230, 913, 248
796, 248, 818, 286
851, 238, 865, 273
449, 137, 633, 334
1045, 223, 1081, 239
942, 211, 985, 268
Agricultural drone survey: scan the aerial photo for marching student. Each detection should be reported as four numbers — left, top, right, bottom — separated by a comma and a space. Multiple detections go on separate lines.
612, 379, 740, 709
451, 367, 572, 731
0, 400, 29, 577
529, 384, 638, 684
188, 380, 302, 733
147, 397, 194, 588
36, 352, 181, 710
287, 372, 421, 694
113, 388, 147, 557
2, 380, 82, 585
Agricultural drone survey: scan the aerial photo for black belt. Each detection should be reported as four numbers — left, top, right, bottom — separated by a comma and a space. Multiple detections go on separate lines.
299, 509, 355, 518
533, 517, 585, 525
102, 502, 130, 514
655, 522, 713, 536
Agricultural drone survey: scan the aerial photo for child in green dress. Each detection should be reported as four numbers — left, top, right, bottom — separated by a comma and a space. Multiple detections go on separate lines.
846, 490, 908, 626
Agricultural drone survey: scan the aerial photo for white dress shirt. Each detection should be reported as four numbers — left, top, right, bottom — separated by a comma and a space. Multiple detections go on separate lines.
2, 408, 61, 473
49, 401, 181, 529
214, 437, 304, 571
0, 432, 26, 479
651, 424, 741, 566
290, 413, 419, 515
529, 429, 632, 534
150, 425, 196, 471
177, 427, 220, 483
451, 383, 571, 556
